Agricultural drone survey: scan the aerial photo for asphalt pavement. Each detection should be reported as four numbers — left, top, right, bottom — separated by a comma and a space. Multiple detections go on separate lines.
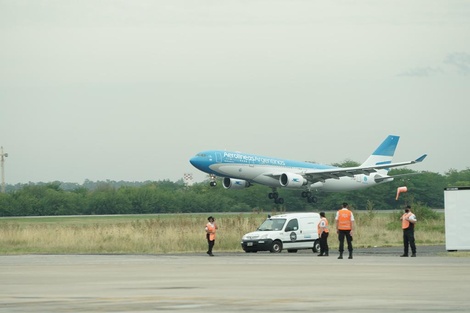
1, 246, 469, 313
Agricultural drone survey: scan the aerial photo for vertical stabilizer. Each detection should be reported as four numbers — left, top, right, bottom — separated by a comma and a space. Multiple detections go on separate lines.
360, 135, 400, 173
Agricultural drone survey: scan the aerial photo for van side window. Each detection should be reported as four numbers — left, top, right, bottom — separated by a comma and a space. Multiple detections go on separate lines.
285, 219, 299, 232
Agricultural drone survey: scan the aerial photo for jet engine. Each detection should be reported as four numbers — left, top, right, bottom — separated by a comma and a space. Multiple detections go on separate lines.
279, 173, 308, 188
223, 177, 251, 189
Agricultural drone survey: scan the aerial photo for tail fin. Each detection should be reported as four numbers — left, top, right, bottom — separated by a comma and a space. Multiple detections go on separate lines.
360, 135, 400, 172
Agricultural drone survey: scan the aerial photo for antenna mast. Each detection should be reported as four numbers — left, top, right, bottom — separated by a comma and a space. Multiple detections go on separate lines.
1, 146, 8, 193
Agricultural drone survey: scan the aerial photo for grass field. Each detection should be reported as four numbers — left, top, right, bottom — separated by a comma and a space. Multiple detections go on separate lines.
0, 211, 448, 255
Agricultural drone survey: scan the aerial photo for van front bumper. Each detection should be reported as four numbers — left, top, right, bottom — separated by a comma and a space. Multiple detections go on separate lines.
241, 239, 274, 252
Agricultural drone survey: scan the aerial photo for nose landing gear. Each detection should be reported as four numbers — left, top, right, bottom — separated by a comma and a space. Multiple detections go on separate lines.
209, 174, 217, 187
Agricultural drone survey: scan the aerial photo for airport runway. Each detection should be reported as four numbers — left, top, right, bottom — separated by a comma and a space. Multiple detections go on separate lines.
1, 247, 469, 312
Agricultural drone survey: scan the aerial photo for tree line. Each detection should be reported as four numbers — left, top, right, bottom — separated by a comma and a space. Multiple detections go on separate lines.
1, 167, 469, 217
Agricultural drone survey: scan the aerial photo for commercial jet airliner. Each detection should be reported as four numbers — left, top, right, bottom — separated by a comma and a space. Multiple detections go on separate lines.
189, 135, 427, 204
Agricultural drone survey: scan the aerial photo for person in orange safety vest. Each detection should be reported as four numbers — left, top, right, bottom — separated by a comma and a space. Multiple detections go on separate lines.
317, 212, 329, 256
205, 216, 218, 256
400, 205, 417, 257
335, 202, 355, 259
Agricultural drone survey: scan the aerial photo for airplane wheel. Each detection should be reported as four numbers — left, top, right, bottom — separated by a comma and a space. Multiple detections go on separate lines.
301, 191, 307, 198
307, 196, 317, 203
268, 193, 273, 199
209, 181, 217, 187
275, 198, 284, 204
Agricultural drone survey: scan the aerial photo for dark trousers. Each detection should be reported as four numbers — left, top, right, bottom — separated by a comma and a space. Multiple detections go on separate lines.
319, 232, 329, 255
338, 230, 353, 254
207, 234, 215, 254
403, 228, 416, 255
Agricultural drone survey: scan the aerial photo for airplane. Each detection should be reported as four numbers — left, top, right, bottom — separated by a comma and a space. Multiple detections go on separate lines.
189, 135, 427, 204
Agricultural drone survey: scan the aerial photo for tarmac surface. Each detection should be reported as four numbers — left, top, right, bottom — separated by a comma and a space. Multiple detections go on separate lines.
1, 246, 469, 313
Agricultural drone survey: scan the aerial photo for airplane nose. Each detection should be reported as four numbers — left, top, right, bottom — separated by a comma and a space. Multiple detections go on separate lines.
190, 156, 205, 171
189, 156, 199, 167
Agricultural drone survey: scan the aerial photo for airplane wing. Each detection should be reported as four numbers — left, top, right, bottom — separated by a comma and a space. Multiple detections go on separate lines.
304, 154, 427, 183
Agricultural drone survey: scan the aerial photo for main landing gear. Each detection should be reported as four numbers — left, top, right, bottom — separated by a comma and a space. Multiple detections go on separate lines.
301, 191, 317, 203
268, 188, 284, 204
268, 189, 317, 204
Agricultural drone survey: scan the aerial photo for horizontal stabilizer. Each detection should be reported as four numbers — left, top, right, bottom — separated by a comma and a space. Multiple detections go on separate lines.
415, 154, 427, 163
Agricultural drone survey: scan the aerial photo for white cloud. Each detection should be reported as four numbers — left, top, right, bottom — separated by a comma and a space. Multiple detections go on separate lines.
445, 52, 470, 76
398, 67, 444, 77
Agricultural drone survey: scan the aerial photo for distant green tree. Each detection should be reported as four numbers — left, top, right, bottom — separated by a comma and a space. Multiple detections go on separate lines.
118, 186, 154, 214
0, 193, 16, 216
87, 186, 131, 215
446, 168, 470, 187
2, 167, 470, 216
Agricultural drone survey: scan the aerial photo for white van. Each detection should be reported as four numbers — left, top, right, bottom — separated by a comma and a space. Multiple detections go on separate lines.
241, 213, 321, 253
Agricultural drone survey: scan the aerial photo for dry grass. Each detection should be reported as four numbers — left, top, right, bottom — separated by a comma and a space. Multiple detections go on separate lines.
0, 212, 446, 254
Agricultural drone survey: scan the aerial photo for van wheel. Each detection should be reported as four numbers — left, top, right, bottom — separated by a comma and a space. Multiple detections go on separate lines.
312, 240, 320, 253
287, 249, 298, 253
270, 241, 283, 253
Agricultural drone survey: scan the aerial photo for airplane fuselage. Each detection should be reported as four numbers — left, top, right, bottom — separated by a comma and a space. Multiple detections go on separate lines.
190, 150, 387, 192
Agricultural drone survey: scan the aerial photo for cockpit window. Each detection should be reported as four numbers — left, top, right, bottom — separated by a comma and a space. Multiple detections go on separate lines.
257, 218, 286, 231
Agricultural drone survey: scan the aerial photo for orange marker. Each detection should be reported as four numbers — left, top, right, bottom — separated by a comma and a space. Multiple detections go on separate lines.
396, 186, 408, 200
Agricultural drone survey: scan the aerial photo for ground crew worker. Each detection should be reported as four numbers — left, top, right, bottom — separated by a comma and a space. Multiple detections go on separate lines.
335, 202, 355, 259
317, 211, 329, 256
205, 216, 218, 256
400, 205, 417, 257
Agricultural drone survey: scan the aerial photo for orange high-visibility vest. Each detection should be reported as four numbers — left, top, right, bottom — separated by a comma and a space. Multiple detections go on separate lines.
402, 212, 414, 229
206, 222, 216, 241
337, 209, 352, 230
318, 217, 329, 235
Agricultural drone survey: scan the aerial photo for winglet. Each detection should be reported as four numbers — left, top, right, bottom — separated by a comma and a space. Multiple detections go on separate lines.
415, 154, 427, 163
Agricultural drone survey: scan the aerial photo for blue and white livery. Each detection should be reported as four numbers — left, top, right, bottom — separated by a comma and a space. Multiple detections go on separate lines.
189, 135, 427, 204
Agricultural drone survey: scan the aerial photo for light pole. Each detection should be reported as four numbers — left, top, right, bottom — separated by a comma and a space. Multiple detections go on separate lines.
1, 146, 8, 193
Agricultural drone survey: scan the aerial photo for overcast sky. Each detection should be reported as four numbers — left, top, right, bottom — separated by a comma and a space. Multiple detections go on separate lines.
1, 0, 469, 185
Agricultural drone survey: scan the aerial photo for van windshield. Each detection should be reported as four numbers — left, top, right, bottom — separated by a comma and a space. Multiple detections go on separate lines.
257, 218, 286, 231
